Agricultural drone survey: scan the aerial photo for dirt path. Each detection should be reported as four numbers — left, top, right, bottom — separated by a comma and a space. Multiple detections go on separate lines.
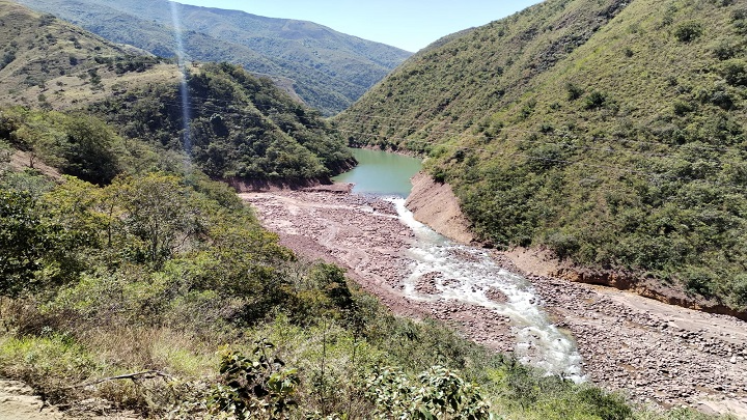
0, 380, 60, 420
0, 380, 140, 420
243, 190, 747, 419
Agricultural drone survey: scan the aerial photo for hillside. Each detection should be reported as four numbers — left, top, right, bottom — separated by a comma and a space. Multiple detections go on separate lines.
335, 0, 747, 310
13, 0, 412, 115
7, 114, 729, 420
0, 1, 352, 184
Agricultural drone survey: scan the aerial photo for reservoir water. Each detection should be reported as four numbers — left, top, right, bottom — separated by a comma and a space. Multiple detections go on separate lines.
332, 148, 422, 197
335, 148, 583, 379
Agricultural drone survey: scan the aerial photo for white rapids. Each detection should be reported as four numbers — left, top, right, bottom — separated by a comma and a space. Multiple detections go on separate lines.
390, 198, 584, 380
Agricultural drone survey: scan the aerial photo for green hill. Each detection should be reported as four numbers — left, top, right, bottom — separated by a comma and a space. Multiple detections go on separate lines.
0, 5, 680, 420
335, 0, 747, 310
13, 0, 412, 115
0, 0, 352, 184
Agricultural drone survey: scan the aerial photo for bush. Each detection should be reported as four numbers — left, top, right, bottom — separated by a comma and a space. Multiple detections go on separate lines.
730, 274, 747, 309
674, 21, 703, 43
566, 82, 584, 101
0, 189, 63, 297
584, 90, 608, 109
720, 59, 747, 86
712, 39, 738, 60
673, 100, 695, 115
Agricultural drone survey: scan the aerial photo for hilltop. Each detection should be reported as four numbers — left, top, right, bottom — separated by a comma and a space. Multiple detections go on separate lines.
335, 0, 747, 311
13, 0, 412, 115
0, 0, 352, 184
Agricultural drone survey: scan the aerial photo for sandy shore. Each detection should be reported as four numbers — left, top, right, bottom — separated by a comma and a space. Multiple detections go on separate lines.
242, 190, 747, 418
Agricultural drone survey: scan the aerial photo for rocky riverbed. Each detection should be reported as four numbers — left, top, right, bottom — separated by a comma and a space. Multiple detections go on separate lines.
242, 190, 747, 418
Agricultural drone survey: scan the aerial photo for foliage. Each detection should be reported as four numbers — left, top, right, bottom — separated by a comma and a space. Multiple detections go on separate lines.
58, 114, 120, 184
0, 190, 61, 297
365, 365, 492, 419
90, 63, 353, 182
0, 163, 728, 419
335, 0, 747, 309
0, 3, 354, 184
209, 343, 299, 419
674, 21, 703, 43
0, 139, 11, 175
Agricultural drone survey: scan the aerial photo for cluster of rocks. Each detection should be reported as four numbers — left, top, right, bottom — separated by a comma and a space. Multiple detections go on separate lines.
525, 273, 747, 409
413, 272, 444, 295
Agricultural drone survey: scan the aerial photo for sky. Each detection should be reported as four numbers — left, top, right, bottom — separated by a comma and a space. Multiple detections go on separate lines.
174, 0, 543, 52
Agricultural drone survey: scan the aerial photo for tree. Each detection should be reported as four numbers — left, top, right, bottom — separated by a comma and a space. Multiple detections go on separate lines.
674, 21, 703, 43
0, 189, 60, 297
110, 173, 199, 266
61, 115, 120, 184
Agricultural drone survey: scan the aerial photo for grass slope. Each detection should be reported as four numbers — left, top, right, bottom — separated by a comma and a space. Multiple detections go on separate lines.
13, 0, 412, 115
334, 0, 747, 310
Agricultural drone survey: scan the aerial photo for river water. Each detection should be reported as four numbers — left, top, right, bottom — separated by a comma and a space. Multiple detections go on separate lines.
332, 148, 422, 197
335, 148, 584, 379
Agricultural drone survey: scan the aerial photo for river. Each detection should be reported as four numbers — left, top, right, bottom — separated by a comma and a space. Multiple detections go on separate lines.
332, 148, 422, 197
332, 148, 584, 379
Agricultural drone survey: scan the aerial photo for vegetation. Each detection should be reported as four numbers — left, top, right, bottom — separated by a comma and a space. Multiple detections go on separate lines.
0, 0, 168, 110
335, 0, 747, 310
0, 1, 739, 418
90, 62, 353, 181
0, 46, 724, 420
14, 0, 412, 115
0, 154, 727, 419
0, 3, 353, 184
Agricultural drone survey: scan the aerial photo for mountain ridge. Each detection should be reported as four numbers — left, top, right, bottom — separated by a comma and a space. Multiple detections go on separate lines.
0, 0, 352, 185
13, 0, 412, 115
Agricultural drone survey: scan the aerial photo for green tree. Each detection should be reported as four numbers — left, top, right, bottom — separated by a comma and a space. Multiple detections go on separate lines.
674, 21, 703, 43
61, 115, 120, 184
0, 189, 60, 297
109, 173, 200, 266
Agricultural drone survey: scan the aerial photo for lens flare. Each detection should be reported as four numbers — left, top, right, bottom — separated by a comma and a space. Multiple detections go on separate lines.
169, 1, 192, 166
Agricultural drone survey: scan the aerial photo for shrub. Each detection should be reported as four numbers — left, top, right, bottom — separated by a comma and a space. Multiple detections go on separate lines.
566, 82, 584, 101
683, 268, 715, 297
730, 274, 747, 309
365, 365, 492, 419
673, 100, 695, 116
674, 21, 703, 43
720, 59, 747, 86
0, 189, 63, 297
712, 39, 738, 60
209, 344, 299, 419
38, 14, 56, 27
584, 90, 608, 109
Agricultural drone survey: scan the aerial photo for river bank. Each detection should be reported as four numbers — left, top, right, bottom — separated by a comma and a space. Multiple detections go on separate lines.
242, 189, 747, 418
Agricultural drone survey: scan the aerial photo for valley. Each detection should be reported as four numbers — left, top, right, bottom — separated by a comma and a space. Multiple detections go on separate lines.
1, 0, 747, 417
243, 184, 747, 418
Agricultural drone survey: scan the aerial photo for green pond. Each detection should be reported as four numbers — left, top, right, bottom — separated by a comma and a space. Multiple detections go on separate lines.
332, 148, 422, 197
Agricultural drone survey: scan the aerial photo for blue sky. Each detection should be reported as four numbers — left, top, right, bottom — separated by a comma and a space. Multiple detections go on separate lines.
175, 0, 543, 52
